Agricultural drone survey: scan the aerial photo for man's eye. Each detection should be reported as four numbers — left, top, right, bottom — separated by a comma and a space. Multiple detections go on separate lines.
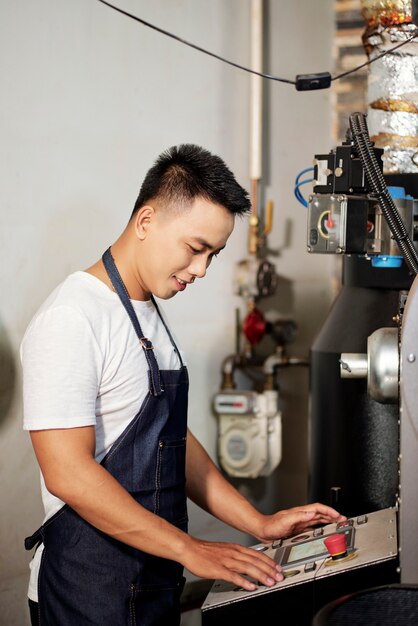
189, 246, 203, 254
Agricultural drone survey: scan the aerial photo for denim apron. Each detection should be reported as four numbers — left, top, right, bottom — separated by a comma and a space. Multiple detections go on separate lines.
25, 248, 189, 625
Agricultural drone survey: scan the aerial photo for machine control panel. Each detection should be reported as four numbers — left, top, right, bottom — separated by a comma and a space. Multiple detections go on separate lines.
202, 507, 398, 620
275, 525, 355, 569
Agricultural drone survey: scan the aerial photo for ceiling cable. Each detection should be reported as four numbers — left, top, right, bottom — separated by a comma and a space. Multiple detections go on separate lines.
96, 0, 418, 91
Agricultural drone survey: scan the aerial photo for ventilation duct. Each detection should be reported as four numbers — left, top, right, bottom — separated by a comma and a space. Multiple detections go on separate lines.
361, 0, 418, 173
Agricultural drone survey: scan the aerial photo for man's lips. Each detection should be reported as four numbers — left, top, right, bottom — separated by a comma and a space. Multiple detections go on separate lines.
174, 276, 189, 291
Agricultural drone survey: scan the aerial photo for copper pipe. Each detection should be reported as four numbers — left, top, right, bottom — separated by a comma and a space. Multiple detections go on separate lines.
249, 178, 260, 255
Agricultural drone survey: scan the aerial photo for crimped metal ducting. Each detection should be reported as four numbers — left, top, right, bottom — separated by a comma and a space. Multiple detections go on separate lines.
361, 1, 418, 173
361, 0, 413, 27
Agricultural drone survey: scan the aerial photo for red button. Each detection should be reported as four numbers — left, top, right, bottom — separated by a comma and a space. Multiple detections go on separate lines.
324, 534, 347, 559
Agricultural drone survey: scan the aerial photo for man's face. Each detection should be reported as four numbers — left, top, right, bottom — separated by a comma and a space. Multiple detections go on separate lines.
136, 197, 235, 300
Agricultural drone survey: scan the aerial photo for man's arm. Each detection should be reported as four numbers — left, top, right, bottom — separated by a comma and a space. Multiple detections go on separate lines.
185, 429, 346, 543
30, 426, 284, 591
30, 427, 187, 557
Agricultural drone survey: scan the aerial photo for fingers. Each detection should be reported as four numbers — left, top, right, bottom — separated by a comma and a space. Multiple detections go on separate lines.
232, 545, 284, 585
299, 503, 347, 524
259, 503, 347, 543
282, 503, 345, 520
183, 540, 283, 591
218, 544, 283, 588
275, 509, 316, 536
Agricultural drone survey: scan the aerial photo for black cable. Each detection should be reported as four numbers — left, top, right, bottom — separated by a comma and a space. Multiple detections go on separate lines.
96, 0, 295, 85
332, 31, 418, 81
96, 0, 418, 90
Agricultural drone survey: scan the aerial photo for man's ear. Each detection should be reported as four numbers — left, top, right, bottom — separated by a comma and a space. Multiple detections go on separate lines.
134, 205, 155, 240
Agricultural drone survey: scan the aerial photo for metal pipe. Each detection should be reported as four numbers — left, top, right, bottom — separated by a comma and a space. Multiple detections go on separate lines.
220, 354, 237, 390
340, 353, 368, 378
250, 0, 263, 184
249, 0, 263, 256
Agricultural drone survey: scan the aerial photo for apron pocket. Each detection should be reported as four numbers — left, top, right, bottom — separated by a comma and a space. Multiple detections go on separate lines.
154, 437, 187, 519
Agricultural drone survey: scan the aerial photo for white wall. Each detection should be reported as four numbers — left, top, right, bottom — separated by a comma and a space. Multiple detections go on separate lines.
0, 1, 335, 623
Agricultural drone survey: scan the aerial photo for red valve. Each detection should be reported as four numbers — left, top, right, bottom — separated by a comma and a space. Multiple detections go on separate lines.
243, 307, 266, 345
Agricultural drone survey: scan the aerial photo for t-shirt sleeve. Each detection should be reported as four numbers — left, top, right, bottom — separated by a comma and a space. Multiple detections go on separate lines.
21, 304, 103, 430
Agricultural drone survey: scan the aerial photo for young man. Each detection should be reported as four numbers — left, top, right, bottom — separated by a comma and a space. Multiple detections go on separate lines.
21, 144, 344, 625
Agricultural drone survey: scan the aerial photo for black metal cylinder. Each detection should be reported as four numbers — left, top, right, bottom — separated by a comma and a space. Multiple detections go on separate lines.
308, 256, 412, 517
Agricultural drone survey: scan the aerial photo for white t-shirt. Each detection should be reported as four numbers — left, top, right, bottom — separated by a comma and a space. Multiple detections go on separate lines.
20, 271, 183, 602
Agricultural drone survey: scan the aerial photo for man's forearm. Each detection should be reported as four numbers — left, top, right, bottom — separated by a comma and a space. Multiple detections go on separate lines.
185, 429, 265, 539
66, 459, 189, 557
30, 428, 189, 562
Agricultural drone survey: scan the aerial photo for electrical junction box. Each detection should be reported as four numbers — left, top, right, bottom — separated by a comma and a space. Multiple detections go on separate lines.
307, 194, 369, 254
214, 390, 282, 478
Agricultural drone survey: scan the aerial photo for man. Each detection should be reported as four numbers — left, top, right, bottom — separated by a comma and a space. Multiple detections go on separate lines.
22, 144, 344, 625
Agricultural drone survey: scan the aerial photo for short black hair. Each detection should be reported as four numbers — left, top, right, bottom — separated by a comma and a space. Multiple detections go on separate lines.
131, 144, 251, 219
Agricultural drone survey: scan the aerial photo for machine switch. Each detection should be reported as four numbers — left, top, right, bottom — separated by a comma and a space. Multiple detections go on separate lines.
336, 519, 354, 529
304, 561, 317, 573
356, 514, 368, 525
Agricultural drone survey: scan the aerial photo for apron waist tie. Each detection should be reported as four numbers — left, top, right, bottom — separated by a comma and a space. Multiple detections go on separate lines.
25, 526, 43, 551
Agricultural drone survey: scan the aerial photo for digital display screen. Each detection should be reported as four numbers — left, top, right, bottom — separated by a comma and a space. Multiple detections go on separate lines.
287, 536, 328, 564
276, 528, 354, 568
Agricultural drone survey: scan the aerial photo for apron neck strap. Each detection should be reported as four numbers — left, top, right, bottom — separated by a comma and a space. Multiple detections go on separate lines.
102, 247, 164, 397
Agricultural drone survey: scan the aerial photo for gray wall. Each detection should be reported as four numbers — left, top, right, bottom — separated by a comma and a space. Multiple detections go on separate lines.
0, 1, 335, 623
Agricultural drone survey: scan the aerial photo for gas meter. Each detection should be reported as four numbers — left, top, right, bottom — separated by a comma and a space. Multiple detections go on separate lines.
213, 389, 282, 478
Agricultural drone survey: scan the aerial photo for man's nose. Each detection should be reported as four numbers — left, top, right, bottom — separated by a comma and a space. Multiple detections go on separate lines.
189, 256, 207, 279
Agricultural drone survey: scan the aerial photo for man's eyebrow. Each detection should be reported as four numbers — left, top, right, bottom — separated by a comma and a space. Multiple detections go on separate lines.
192, 237, 226, 253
